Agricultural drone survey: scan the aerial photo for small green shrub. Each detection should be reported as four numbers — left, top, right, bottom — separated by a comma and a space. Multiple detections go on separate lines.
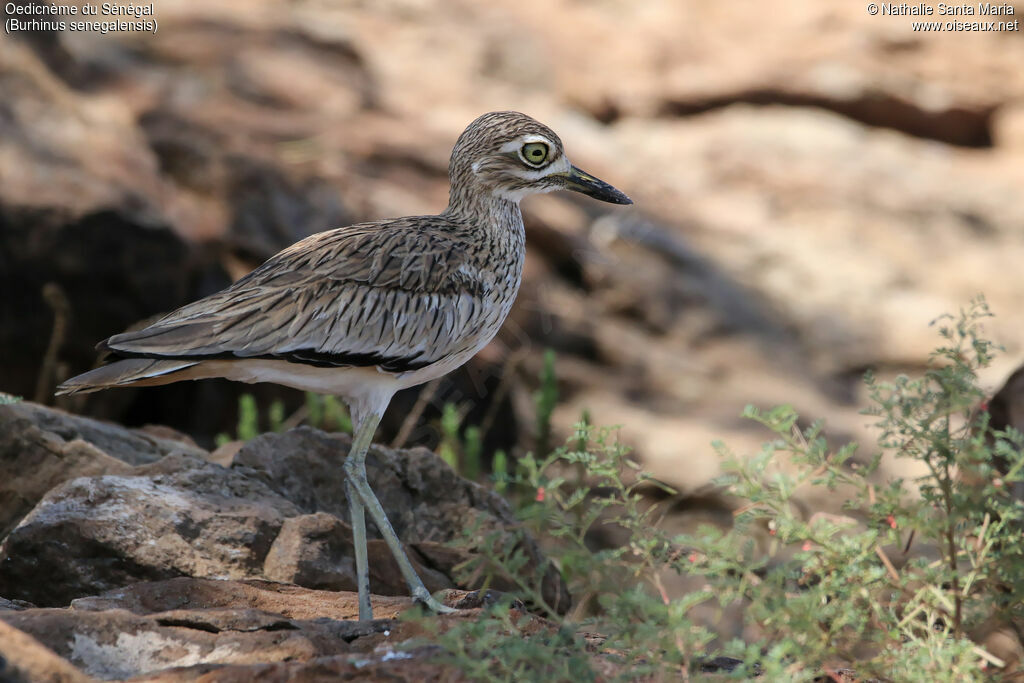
424, 297, 1024, 681
436, 423, 714, 680
422, 604, 596, 682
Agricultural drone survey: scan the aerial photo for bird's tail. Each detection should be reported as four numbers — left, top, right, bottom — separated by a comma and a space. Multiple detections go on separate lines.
55, 359, 200, 396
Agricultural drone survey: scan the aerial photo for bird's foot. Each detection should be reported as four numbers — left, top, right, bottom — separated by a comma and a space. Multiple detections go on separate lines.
412, 588, 458, 615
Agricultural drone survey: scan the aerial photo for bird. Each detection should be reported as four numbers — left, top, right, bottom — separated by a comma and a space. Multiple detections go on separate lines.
56, 111, 633, 620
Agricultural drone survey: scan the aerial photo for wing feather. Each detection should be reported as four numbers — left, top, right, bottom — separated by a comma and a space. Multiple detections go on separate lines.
102, 218, 489, 372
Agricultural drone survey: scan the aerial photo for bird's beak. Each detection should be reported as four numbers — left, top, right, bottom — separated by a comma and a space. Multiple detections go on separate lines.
559, 166, 633, 205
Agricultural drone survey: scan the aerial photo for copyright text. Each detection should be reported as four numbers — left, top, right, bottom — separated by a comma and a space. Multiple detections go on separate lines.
865, 2, 1019, 30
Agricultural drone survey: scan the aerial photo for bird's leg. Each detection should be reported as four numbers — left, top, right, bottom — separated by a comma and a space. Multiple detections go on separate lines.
344, 410, 382, 620
345, 476, 372, 620
343, 411, 456, 615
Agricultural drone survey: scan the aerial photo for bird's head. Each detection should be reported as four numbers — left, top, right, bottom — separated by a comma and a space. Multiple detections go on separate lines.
447, 111, 632, 208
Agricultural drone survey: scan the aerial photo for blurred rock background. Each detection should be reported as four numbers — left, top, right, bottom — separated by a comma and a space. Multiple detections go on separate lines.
2, 0, 1023, 518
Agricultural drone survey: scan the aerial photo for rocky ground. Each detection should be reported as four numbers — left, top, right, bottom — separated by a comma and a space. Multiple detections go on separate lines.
1, 0, 1023, 676
0, 401, 578, 680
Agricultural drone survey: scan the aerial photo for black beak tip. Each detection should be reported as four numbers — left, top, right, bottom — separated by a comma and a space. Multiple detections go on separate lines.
566, 166, 634, 206
596, 187, 633, 205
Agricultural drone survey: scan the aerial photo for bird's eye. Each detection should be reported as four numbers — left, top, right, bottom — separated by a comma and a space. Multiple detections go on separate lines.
520, 142, 549, 167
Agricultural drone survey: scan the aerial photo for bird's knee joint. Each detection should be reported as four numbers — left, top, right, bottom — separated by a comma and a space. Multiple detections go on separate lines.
342, 459, 363, 481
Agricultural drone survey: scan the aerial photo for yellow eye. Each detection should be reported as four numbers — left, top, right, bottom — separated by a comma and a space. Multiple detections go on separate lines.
520, 142, 549, 166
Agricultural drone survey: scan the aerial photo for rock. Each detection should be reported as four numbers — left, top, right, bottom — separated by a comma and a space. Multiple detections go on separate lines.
0, 596, 35, 611
234, 428, 516, 540
0, 601, 378, 680
0, 577, 567, 682
0, 403, 204, 467
0, 407, 567, 612
205, 441, 243, 468
0, 619, 93, 683
69, 577, 415, 622
262, 512, 451, 593
0, 454, 302, 607
135, 426, 201, 451
127, 653, 455, 683
0, 403, 207, 537
986, 363, 1024, 438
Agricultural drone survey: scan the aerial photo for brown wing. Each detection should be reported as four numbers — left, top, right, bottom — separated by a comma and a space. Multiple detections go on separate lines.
101, 218, 488, 372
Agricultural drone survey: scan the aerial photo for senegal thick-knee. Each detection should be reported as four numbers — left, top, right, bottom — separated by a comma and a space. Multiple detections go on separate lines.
57, 111, 632, 620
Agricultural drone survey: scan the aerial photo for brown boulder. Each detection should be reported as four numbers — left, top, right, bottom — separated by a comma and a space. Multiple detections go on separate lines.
234, 427, 520, 541
262, 512, 451, 594
0, 619, 93, 683
0, 402, 207, 538
0, 597, 388, 680
0, 404, 568, 612
0, 453, 301, 607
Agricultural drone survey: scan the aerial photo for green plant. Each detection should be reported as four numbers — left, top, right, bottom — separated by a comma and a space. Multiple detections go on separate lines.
268, 398, 286, 433
436, 402, 483, 480
0, 392, 22, 405
215, 393, 261, 446
438, 402, 462, 471
463, 425, 483, 481
423, 297, 1024, 681
492, 449, 509, 493
534, 348, 558, 457
215, 391, 352, 446
688, 298, 1022, 679
445, 423, 712, 669
437, 350, 558, 487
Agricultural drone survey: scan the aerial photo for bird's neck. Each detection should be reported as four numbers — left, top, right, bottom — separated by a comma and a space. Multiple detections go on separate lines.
442, 187, 526, 293
441, 191, 524, 244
